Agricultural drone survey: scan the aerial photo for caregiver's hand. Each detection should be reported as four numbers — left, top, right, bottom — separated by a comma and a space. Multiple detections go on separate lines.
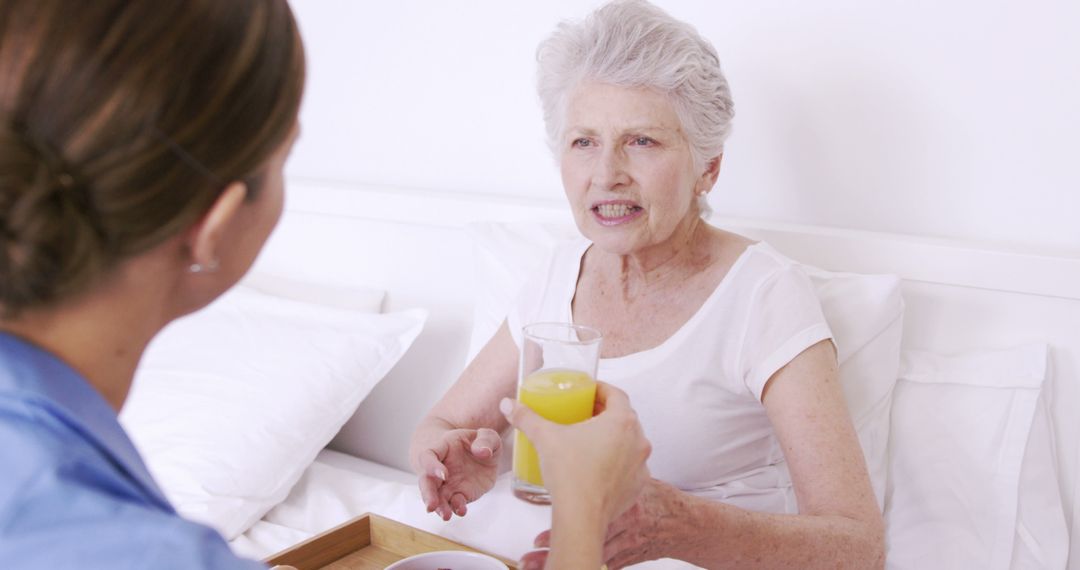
502, 382, 651, 570
502, 382, 650, 518
411, 426, 501, 520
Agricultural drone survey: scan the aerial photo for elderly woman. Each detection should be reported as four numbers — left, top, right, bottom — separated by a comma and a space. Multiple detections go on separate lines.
410, 1, 884, 568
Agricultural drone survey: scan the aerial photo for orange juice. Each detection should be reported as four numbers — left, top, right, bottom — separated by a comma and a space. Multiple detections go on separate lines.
512, 368, 597, 487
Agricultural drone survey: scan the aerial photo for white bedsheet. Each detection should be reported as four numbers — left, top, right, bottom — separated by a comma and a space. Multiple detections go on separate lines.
234, 441, 1066, 569
231, 449, 695, 568
230, 449, 432, 560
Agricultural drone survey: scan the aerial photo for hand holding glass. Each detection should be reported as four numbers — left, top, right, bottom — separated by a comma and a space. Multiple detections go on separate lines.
512, 322, 602, 504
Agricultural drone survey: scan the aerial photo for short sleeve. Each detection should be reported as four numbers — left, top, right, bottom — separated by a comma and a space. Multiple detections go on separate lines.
737, 264, 833, 400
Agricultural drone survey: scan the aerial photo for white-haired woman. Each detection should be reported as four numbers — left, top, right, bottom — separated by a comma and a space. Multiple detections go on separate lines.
410, 1, 885, 568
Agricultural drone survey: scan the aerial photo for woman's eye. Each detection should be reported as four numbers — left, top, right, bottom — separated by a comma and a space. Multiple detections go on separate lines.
631, 136, 654, 146
571, 138, 592, 148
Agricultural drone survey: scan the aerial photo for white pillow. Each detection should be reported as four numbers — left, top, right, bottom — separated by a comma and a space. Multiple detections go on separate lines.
119, 284, 426, 540
884, 344, 1066, 569
240, 271, 386, 312
466, 221, 904, 508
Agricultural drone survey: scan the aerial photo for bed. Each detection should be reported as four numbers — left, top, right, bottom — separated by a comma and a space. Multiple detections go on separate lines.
119, 178, 1080, 569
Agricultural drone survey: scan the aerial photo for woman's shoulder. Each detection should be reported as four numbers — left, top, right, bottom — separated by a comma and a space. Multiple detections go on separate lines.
708, 228, 810, 291
711, 228, 794, 268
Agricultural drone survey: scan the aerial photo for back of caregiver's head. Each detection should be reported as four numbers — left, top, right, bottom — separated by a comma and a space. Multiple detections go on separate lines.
0, 0, 305, 317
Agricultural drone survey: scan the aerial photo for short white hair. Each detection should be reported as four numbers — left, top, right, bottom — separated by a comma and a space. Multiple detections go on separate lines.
536, 0, 735, 173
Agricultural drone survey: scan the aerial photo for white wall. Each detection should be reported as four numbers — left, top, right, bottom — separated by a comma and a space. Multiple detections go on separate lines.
286, 0, 1079, 252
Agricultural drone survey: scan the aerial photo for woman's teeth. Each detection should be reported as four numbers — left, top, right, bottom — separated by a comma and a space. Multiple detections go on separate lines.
595, 204, 639, 218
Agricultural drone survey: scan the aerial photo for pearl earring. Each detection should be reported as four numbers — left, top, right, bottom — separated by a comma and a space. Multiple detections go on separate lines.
189, 259, 220, 274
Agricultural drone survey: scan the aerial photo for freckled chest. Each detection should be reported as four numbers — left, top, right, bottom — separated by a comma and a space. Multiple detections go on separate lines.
572, 255, 730, 359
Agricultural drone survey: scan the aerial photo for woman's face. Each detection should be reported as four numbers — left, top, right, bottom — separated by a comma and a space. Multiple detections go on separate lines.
559, 82, 711, 256
217, 124, 299, 285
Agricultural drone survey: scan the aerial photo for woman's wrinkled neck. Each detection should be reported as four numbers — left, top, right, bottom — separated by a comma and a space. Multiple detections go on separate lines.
611, 212, 716, 288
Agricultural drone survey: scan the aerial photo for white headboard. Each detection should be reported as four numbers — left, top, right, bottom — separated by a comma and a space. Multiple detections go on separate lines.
253, 178, 1080, 558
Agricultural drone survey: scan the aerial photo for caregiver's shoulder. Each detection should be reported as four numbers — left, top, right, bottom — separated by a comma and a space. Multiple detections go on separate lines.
0, 405, 263, 570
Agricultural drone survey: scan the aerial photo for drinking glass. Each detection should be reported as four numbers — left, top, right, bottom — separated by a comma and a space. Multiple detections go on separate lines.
511, 322, 602, 504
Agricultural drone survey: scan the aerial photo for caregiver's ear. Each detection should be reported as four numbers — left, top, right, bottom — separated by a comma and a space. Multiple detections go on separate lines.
187, 181, 248, 269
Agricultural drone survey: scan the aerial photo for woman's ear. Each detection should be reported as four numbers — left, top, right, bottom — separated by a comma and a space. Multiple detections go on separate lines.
705, 154, 722, 181
696, 154, 723, 195
186, 181, 247, 272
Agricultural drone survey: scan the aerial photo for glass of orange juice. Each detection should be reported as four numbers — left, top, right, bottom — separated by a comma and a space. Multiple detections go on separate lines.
512, 322, 602, 504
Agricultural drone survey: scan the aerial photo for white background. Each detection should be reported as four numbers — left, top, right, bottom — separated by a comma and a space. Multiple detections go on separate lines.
286, 0, 1079, 253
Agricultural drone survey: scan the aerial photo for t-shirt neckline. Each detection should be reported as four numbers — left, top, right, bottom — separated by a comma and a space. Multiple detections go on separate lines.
565, 239, 763, 366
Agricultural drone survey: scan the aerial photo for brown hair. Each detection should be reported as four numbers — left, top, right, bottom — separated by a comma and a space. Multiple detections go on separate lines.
0, 0, 305, 316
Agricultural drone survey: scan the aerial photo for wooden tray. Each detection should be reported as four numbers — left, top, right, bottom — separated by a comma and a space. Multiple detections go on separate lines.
265, 513, 518, 569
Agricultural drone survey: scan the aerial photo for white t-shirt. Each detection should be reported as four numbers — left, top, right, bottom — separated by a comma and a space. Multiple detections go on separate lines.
508, 239, 833, 514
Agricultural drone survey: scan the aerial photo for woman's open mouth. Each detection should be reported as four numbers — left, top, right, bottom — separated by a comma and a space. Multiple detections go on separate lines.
591, 202, 644, 226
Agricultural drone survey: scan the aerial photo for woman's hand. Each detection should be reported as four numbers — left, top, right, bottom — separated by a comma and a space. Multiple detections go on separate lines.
409, 322, 521, 521
531, 478, 685, 569
413, 427, 502, 520
598, 479, 682, 568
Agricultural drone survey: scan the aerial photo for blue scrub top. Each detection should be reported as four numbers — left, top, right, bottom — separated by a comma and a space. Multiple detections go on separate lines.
0, 332, 266, 569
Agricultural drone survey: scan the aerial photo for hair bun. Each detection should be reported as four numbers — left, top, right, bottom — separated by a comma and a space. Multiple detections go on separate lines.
0, 120, 104, 316
1, 122, 83, 194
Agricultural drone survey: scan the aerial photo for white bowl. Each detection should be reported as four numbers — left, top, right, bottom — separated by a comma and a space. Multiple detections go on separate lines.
385, 550, 507, 570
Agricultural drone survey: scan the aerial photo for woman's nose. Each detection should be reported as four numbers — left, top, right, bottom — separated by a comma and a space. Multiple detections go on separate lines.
593, 148, 631, 190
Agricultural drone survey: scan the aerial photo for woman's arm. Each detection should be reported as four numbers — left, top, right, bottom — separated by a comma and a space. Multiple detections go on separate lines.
408, 321, 520, 519
548, 340, 884, 569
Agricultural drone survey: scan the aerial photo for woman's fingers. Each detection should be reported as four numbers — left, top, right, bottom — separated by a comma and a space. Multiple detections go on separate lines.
518, 548, 550, 570
450, 492, 469, 517
418, 473, 441, 512
470, 427, 502, 459
417, 449, 447, 510
418, 448, 448, 482
533, 528, 552, 548
423, 479, 453, 520
602, 526, 633, 565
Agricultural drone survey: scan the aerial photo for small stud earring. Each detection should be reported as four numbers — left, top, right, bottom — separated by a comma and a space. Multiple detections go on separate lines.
189, 259, 220, 274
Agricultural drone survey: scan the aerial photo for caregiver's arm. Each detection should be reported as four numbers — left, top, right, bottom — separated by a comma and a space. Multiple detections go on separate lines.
408, 320, 519, 520
587, 340, 885, 569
